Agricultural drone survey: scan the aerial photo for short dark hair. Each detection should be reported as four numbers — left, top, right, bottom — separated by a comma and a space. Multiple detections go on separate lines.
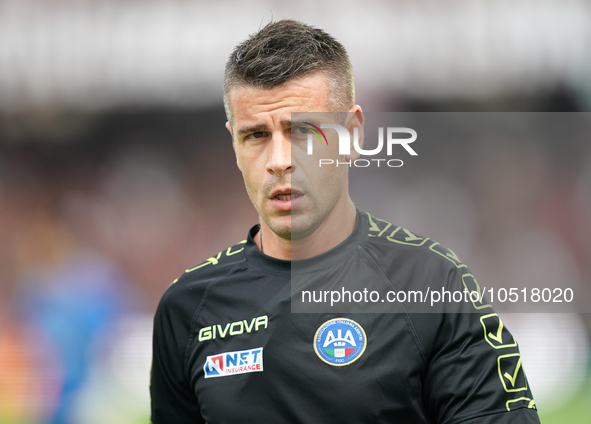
223, 20, 355, 123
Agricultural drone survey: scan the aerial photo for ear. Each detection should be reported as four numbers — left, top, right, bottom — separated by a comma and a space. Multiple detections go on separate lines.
226, 121, 241, 171
344, 105, 364, 161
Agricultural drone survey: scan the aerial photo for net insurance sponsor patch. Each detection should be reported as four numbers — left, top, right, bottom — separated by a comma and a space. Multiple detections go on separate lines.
314, 318, 367, 366
203, 347, 263, 378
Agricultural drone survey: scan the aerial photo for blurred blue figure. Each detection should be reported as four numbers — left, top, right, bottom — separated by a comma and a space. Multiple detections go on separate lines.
16, 249, 133, 424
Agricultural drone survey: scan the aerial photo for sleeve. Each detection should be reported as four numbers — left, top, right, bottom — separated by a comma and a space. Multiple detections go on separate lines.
150, 283, 204, 424
421, 267, 541, 424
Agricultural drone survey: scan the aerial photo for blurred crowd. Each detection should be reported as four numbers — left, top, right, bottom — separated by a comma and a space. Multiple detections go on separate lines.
0, 108, 257, 423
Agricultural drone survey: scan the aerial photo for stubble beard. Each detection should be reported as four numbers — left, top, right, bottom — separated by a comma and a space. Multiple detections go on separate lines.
248, 175, 320, 241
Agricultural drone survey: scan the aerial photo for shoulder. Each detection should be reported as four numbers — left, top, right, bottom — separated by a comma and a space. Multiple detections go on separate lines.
172, 239, 248, 289
173, 239, 248, 285
360, 213, 490, 358
359, 211, 480, 304
362, 212, 468, 275
156, 239, 249, 318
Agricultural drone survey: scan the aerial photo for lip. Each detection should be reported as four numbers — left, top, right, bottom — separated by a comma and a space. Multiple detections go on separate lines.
270, 187, 303, 198
269, 187, 304, 211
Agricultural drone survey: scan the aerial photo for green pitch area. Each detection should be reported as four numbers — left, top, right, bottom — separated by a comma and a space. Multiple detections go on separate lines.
539, 383, 591, 424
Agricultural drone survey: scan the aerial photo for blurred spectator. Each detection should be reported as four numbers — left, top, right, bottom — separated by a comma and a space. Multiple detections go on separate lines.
13, 208, 133, 423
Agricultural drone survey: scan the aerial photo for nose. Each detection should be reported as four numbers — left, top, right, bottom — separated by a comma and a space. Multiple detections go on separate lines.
266, 132, 292, 178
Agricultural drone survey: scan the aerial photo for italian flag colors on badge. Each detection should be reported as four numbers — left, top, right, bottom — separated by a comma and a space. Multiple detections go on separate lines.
324, 348, 355, 358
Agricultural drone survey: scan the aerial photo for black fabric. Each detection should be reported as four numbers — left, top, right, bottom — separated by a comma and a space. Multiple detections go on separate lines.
151, 210, 540, 424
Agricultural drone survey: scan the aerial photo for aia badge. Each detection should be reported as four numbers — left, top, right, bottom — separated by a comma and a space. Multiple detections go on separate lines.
203, 347, 263, 378
314, 318, 367, 367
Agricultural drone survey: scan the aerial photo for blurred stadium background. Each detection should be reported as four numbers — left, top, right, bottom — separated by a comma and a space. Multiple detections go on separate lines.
0, 0, 590, 422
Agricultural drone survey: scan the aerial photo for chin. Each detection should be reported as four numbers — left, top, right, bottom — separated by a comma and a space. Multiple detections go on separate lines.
288, 215, 321, 241
265, 215, 292, 240
264, 211, 319, 241
268, 224, 292, 240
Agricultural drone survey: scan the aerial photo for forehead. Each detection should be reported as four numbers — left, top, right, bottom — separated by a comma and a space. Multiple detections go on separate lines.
228, 73, 333, 128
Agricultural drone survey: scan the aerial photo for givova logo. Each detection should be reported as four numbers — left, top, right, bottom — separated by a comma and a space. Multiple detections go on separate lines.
313, 318, 367, 366
203, 347, 263, 379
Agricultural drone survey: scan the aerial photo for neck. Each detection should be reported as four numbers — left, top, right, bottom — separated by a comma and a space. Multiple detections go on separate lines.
257, 197, 358, 261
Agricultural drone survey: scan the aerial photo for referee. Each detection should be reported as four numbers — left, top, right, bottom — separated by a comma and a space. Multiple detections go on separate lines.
150, 20, 540, 424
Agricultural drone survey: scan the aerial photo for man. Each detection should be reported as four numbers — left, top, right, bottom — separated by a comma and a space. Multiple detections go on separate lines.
151, 20, 540, 423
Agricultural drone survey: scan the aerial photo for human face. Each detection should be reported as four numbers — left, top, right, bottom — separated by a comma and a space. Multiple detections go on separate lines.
226, 73, 357, 240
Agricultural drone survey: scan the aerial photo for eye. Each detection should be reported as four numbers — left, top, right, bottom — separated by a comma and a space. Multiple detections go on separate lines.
292, 125, 314, 138
245, 131, 266, 140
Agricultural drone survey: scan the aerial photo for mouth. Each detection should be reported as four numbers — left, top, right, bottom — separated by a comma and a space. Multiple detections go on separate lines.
269, 188, 304, 211
274, 192, 302, 201
270, 187, 303, 200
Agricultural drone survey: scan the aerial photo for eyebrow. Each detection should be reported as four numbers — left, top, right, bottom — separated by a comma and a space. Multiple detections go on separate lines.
236, 120, 292, 136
